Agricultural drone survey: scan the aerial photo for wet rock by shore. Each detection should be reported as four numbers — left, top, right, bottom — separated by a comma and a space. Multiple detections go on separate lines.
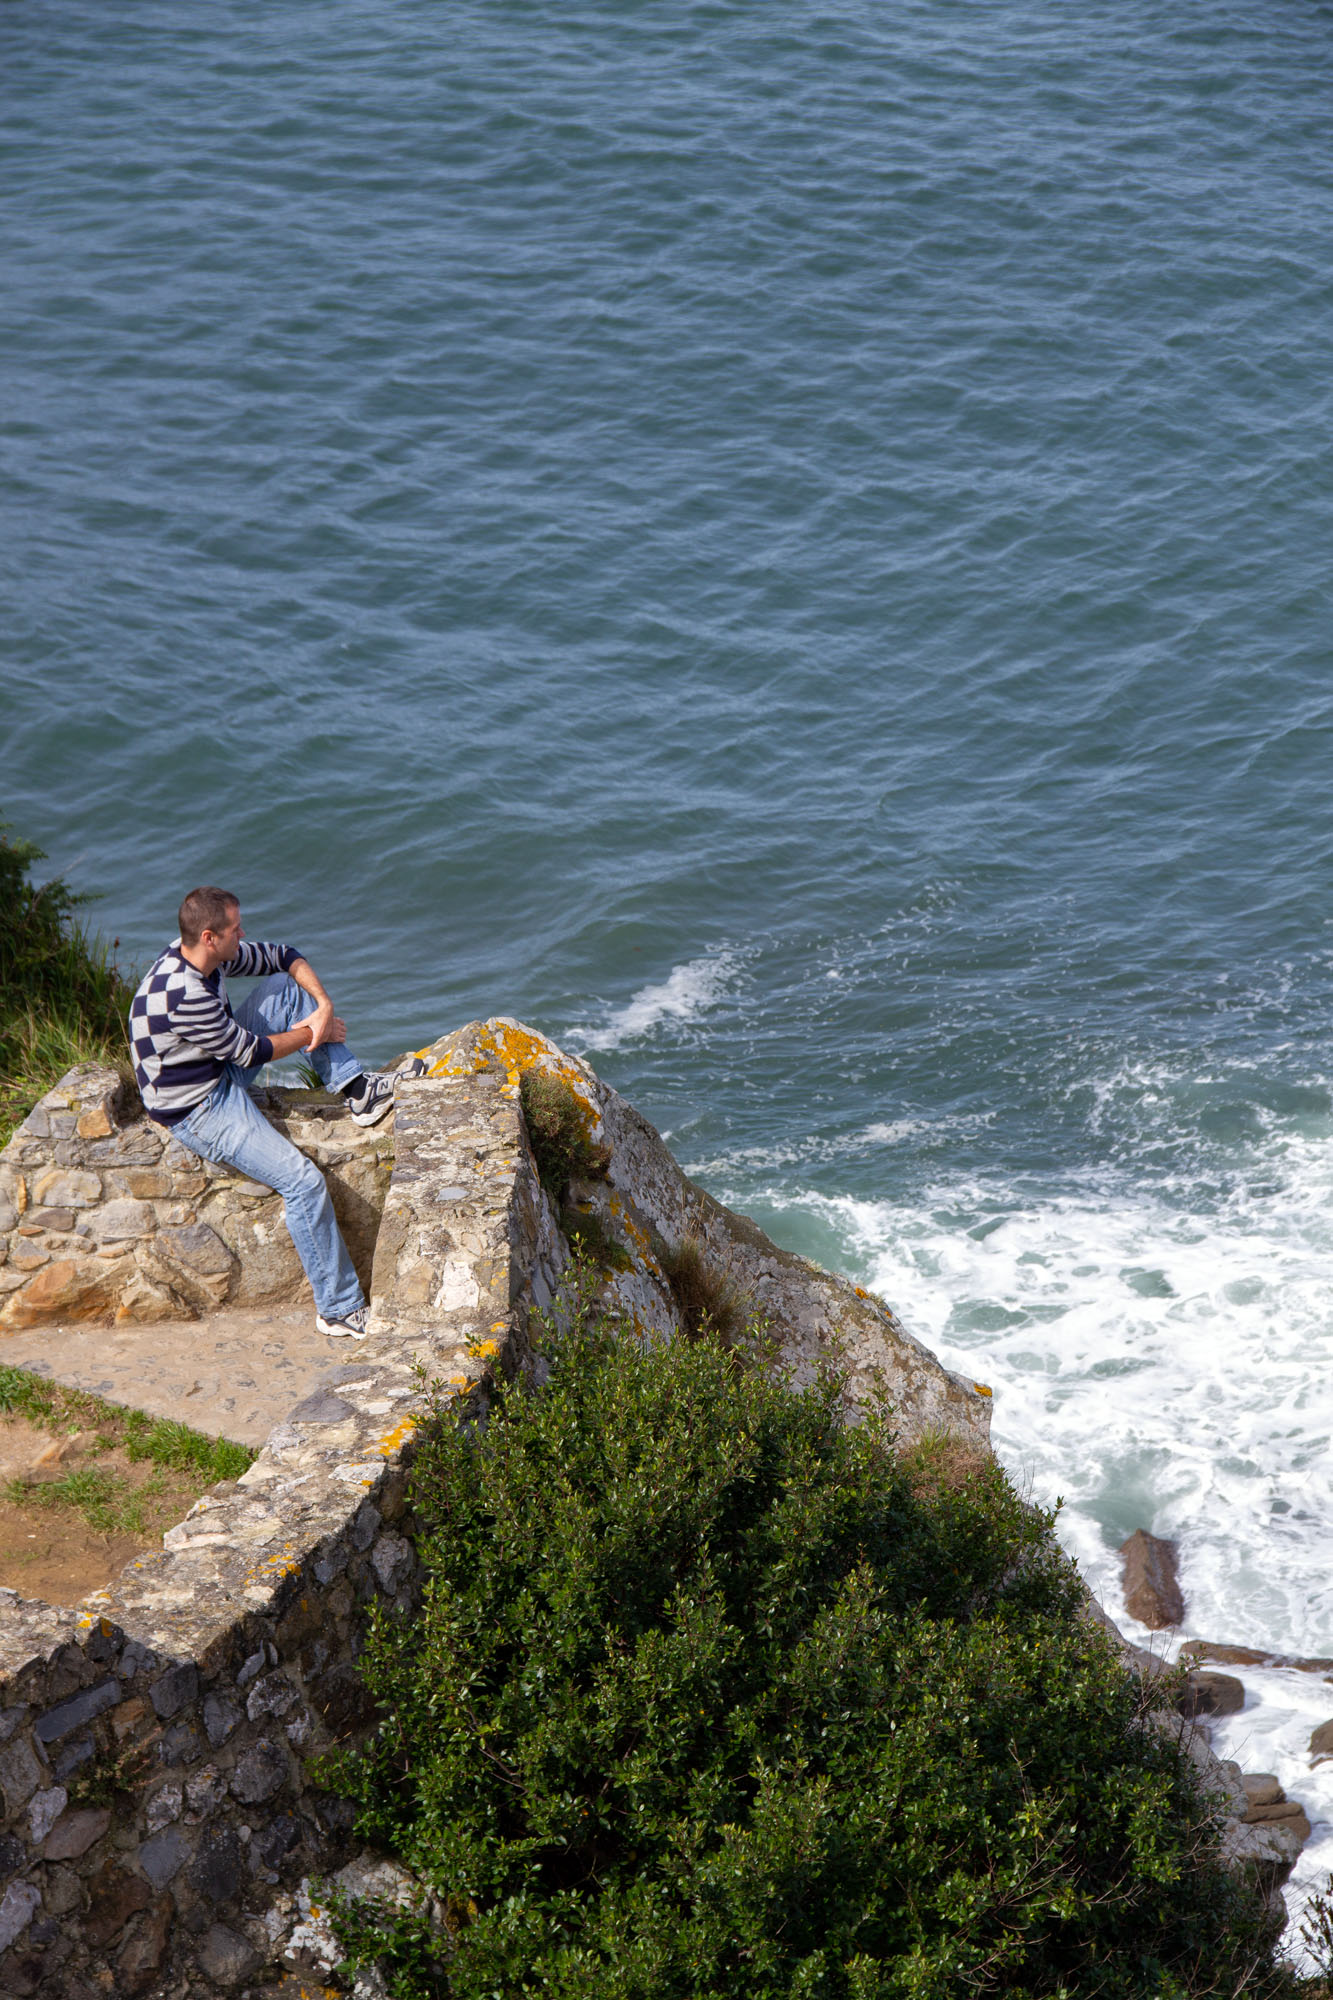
1119, 1528, 1184, 1628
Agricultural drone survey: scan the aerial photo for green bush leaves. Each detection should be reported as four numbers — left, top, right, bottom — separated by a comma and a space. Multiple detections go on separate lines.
0, 823, 130, 1143
328, 1302, 1284, 2000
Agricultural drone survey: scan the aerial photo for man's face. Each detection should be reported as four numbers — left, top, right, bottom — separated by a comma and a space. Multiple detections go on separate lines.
205, 907, 244, 960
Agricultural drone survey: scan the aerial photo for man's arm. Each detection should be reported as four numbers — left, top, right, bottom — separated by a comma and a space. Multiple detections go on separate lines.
267, 957, 347, 1060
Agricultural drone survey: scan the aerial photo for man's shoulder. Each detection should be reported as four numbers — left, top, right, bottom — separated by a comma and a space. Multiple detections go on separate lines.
132, 945, 197, 1006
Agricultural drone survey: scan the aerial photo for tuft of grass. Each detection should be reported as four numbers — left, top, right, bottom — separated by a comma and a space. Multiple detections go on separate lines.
67, 1735, 155, 1809
519, 1067, 611, 1203
660, 1230, 748, 1347
558, 1202, 632, 1272
5, 1464, 158, 1537
0, 1366, 64, 1424
119, 1410, 255, 1482
897, 1424, 994, 1498
0, 1363, 255, 1481
0, 823, 133, 1147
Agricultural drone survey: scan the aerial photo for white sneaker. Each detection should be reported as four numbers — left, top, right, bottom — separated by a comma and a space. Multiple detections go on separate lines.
317, 1306, 369, 1339
344, 1057, 428, 1128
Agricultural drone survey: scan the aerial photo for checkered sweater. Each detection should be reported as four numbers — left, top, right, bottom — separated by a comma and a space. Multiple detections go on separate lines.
130, 939, 303, 1125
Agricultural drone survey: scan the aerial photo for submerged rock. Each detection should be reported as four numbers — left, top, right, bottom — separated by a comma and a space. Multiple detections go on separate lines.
1178, 1669, 1246, 1719
1119, 1527, 1185, 1628
1308, 1718, 1333, 1763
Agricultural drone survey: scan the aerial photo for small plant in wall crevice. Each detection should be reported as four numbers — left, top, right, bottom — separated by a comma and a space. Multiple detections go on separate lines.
518, 1067, 611, 1202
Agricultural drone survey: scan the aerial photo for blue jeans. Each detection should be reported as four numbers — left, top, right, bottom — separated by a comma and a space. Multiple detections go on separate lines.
171, 975, 366, 1321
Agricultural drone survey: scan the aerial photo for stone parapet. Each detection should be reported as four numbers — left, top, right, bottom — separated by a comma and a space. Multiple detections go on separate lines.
0, 1049, 548, 1995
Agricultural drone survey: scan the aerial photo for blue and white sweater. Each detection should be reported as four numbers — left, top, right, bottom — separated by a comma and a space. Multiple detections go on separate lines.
130, 939, 304, 1125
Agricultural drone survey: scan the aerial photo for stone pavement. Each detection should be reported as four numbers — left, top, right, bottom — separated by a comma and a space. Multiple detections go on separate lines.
0, 1304, 341, 1447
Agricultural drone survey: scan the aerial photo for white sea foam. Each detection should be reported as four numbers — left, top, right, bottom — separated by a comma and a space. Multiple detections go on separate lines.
579, 950, 743, 1051
861, 1119, 932, 1145
716, 1132, 1333, 1953
786, 1168, 1333, 1652
859, 1113, 991, 1147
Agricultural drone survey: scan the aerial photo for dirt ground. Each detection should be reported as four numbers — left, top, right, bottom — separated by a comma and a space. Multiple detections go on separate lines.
0, 1415, 225, 1605
0, 1305, 344, 1605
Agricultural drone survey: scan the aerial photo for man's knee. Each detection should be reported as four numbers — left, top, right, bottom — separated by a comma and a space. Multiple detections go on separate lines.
286, 1149, 326, 1198
259, 971, 302, 1014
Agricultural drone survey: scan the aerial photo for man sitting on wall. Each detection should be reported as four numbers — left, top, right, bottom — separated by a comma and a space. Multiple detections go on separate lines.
129, 886, 421, 1340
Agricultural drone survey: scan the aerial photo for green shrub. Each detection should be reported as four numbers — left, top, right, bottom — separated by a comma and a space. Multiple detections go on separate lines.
325, 1296, 1285, 2000
0, 823, 131, 1145
1299, 1879, 1333, 1992
519, 1068, 611, 1202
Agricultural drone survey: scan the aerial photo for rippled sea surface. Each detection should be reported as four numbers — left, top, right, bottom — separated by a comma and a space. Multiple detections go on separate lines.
6, 0, 1333, 1941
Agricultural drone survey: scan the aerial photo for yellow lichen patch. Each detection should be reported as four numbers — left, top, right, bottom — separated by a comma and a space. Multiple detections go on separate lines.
972, 1383, 993, 1398
376, 1417, 419, 1457
609, 1200, 654, 1261
408, 1030, 489, 1080
423, 1050, 487, 1080
411, 1021, 606, 1146
245, 1547, 302, 1586
481, 1019, 601, 1117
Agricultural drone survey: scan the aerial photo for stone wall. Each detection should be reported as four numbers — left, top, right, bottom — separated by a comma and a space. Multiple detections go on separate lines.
0, 1069, 393, 1328
0, 1040, 557, 1996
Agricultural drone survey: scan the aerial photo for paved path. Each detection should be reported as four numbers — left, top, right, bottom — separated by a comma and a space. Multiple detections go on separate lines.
0, 1307, 344, 1448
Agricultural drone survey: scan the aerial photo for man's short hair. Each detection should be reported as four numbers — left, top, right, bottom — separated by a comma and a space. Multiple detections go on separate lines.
179, 886, 239, 947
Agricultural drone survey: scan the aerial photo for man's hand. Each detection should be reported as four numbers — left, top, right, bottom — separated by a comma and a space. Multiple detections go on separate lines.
288, 958, 346, 1050
304, 998, 347, 1050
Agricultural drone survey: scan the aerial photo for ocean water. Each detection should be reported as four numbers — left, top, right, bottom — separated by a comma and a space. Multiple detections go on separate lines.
6, 0, 1333, 1951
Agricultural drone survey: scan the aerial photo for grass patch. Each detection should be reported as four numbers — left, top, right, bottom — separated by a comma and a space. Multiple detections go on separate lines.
0, 823, 133, 1147
0, 1363, 255, 1482
519, 1067, 611, 1202
324, 1288, 1289, 2000
4, 1464, 161, 1537
659, 1229, 748, 1346
896, 1424, 995, 1502
0, 1365, 254, 1545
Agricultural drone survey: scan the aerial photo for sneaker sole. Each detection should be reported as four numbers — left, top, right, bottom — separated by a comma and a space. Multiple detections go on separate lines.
316, 1316, 368, 1339
349, 1100, 395, 1128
